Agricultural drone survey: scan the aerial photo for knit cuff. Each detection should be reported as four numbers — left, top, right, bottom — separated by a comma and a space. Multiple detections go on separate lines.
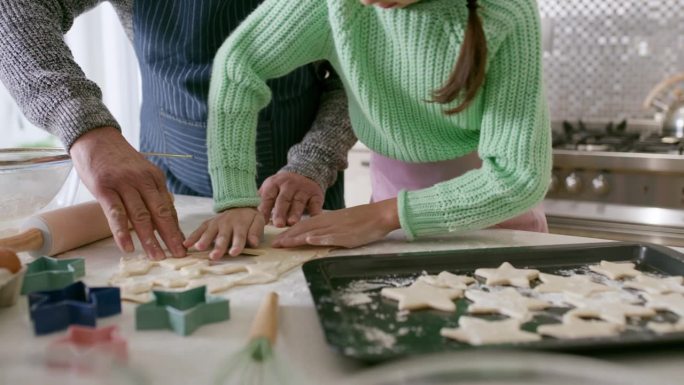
397, 188, 448, 240
210, 167, 261, 212
280, 146, 339, 190
51, 96, 121, 151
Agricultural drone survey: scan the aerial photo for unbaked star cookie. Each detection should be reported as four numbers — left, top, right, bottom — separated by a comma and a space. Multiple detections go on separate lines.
563, 293, 656, 325
119, 256, 158, 277
623, 275, 684, 295
440, 316, 541, 345
646, 320, 684, 334
537, 314, 624, 339
159, 257, 201, 270
474, 262, 539, 288
643, 292, 684, 316
418, 271, 475, 290
381, 281, 463, 312
465, 288, 550, 321
589, 261, 641, 280
534, 273, 616, 297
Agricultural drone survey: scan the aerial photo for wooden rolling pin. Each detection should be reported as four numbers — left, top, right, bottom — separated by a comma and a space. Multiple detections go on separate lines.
0, 200, 119, 257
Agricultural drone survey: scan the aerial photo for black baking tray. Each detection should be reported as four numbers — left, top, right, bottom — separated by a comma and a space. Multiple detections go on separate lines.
302, 242, 684, 362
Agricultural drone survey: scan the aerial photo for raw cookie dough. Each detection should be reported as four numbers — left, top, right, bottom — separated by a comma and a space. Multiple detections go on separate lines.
465, 288, 550, 321
440, 316, 541, 345
589, 261, 641, 280
418, 271, 475, 290
563, 293, 656, 325
537, 314, 624, 339
474, 262, 539, 288
643, 292, 684, 316
623, 275, 684, 295
646, 320, 684, 334
109, 226, 331, 301
534, 273, 616, 297
381, 281, 463, 312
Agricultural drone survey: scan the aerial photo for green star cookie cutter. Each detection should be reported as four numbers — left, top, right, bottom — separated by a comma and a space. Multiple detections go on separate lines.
135, 286, 230, 336
21, 256, 86, 295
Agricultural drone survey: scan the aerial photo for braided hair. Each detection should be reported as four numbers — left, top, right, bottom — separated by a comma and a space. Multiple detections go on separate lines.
432, 0, 488, 114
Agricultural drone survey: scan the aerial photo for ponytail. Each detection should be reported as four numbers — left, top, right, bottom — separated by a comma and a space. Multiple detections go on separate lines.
432, 0, 488, 115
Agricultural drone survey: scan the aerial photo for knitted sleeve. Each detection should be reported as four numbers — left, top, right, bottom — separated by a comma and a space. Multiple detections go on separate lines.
0, 0, 121, 150
396, 4, 552, 239
208, 0, 332, 212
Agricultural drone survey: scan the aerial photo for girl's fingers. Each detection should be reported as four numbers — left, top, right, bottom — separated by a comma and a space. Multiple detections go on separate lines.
184, 221, 208, 248
247, 216, 264, 248
229, 229, 247, 257
194, 223, 219, 251
210, 234, 230, 260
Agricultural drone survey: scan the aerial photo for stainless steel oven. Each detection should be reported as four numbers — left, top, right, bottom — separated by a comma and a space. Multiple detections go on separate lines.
545, 120, 684, 246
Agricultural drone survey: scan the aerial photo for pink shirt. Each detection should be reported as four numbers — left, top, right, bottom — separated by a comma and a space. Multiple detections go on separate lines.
370, 151, 548, 233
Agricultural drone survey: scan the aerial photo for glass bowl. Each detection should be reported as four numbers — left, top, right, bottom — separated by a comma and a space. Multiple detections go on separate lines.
0, 148, 73, 234
341, 351, 665, 385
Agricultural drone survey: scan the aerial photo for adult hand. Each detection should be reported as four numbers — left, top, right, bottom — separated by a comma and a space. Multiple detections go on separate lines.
272, 199, 400, 249
183, 207, 264, 260
258, 172, 324, 227
69, 126, 185, 260
360, 0, 421, 9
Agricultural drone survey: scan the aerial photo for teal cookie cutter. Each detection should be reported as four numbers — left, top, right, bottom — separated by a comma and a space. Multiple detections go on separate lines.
21, 256, 85, 295
135, 286, 230, 336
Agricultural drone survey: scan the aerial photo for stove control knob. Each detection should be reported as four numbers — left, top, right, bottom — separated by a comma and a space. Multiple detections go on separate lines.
591, 174, 609, 196
548, 174, 559, 193
565, 172, 582, 194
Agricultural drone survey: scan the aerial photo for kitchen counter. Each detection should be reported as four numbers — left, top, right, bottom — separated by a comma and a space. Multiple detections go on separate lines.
0, 195, 682, 384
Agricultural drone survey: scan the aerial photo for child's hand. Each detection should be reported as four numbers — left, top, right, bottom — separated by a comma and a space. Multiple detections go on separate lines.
360, 0, 421, 9
183, 207, 265, 260
271, 199, 400, 249
258, 172, 324, 228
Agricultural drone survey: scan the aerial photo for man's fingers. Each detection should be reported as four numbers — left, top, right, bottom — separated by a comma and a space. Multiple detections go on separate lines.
120, 188, 165, 260
98, 190, 133, 253
140, 182, 185, 257
286, 191, 309, 226
272, 187, 295, 228
258, 181, 279, 221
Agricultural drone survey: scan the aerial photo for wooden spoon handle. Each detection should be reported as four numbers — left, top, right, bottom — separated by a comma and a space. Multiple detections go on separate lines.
249, 292, 279, 345
0, 228, 44, 253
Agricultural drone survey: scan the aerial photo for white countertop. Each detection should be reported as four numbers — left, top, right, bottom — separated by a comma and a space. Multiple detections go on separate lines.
1, 195, 682, 384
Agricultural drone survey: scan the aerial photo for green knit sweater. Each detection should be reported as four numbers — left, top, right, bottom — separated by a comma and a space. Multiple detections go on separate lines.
208, 0, 552, 239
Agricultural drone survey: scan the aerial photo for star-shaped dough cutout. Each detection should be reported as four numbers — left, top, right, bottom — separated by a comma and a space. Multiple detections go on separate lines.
474, 262, 539, 288
646, 320, 684, 334
441, 316, 540, 345
418, 271, 475, 290
534, 273, 616, 297
119, 257, 158, 277
563, 293, 655, 325
466, 288, 550, 321
381, 281, 463, 312
623, 275, 684, 295
589, 261, 641, 280
643, 292, 684, 316
537, 315, 624, 339
158, 258, 201, 270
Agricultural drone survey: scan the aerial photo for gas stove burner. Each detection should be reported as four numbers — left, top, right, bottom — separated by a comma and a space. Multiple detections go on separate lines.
576, 144, 613, 152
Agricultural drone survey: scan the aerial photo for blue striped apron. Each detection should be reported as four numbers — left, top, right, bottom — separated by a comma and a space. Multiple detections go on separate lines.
132, 0, 344, 209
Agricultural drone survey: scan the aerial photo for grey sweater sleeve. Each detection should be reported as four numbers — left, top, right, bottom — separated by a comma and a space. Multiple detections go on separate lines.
0, 0, 123, 150
280, 86, 357, 190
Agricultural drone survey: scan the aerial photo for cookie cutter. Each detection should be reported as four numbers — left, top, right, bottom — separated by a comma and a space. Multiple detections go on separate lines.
21, 256, 85, 294
46, 325, 128, 370
0, 266, 26, 307
135, 285, 230, 336
28, 281, 121, 335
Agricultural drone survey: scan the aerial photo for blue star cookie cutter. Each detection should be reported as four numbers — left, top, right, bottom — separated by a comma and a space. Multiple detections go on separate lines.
28, 281, 121, 335
21, 256, 85, 294
135, 285, 230, 336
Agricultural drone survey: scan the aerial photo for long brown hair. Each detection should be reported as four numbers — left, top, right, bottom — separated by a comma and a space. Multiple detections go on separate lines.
432, 0, 488, 115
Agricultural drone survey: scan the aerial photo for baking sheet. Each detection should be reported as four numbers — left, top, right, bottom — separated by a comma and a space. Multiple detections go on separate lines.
302, 242, 684, 362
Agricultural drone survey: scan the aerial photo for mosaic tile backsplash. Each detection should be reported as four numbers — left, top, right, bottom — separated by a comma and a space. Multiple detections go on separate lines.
538, 0, 684, 122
